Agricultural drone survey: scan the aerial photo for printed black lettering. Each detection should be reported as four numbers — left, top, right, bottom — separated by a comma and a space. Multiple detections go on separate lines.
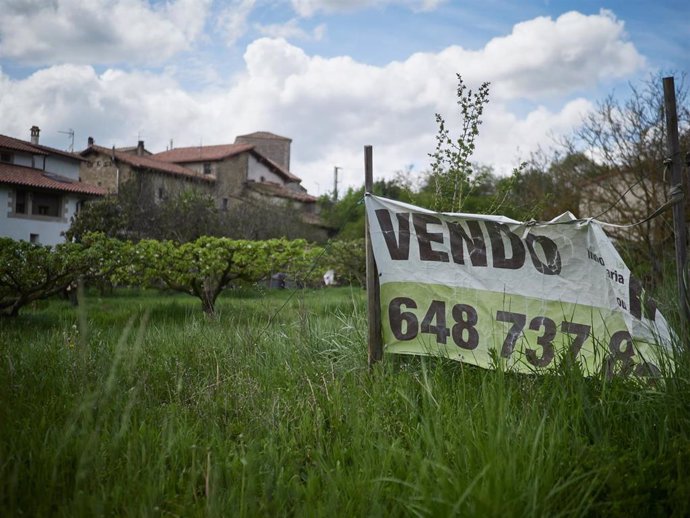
375, 209, 411, 260
448, 220, 487, 266
525, 234, 561, 275
587, 249, 605, 266
413, 213, 449, 262
485, 221, 525, 270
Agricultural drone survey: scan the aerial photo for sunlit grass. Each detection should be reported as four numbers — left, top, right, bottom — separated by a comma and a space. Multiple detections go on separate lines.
1, 286, 689, 516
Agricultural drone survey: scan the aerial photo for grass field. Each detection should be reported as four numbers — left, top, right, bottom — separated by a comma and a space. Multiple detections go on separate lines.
1, 286, 690, 516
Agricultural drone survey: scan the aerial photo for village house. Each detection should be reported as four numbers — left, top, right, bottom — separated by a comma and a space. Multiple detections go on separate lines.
79, 138, 214, 202
151, 131, 317, 214
0, 126, 105, 245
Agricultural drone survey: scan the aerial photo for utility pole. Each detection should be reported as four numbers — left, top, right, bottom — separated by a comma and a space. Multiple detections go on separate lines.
663, 76, 689, 342
333, 166, 342, 201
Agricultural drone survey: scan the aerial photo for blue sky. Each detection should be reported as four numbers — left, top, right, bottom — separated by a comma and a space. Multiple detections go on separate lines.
0, 0, 687, 195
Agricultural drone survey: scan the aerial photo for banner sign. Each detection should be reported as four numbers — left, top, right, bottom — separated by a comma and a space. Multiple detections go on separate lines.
365, 194, 673, 376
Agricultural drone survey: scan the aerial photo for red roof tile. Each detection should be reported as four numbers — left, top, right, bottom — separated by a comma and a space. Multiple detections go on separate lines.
83, 145, 213, 182
0, 134, 86, 162
0, 162, 106, 196
153, 143, 301, 183
152, 143, 255, 163
0, 134, 48, 155
247, 181, 316, 203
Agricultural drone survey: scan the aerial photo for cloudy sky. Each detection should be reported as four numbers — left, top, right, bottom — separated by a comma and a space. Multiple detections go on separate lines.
0, 0, 687, 195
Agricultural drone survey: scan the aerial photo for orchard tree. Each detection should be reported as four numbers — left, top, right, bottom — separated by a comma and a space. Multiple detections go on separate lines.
0, 239, 92, 317
124, 236, 318, 315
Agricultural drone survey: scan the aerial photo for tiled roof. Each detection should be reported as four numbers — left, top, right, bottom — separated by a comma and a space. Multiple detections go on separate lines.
0, 162, 106, 195
83, 145, 213, 182
0, 134, 87, 162
152, 143, 255, 163
153, 143, 301, 183
247, 181, 317, 203
0, 134, 48, 155
236, 131, 291, 141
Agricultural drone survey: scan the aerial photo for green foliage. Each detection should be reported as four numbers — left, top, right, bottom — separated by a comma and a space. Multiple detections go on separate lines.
82, 234, 322, 315
69, 185, 223, 243
0, 238, 91, 317
429, 74, 490, 212
321, 239, 366, 286
66, 195, 128, 241
320, 177, 417, 240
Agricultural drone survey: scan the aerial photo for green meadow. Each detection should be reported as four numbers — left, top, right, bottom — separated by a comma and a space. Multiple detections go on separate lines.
1, 287, 689, 516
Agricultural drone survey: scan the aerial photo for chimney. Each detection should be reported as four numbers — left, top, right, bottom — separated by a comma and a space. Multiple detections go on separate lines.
87, 136, 94, 147
137, 140, 144, 156
30, 125, 40, 145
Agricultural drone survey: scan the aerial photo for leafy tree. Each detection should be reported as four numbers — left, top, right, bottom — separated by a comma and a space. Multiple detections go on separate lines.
429, 74, 490, 212
0, 239, 92, 317
320, 239, 366, 286
563, 74, 690, 284
82, 234, 319, 315
222, 199, 326, 242
319, 177, 417, 239
499, 151, 605, 221
66, 195, 128, 242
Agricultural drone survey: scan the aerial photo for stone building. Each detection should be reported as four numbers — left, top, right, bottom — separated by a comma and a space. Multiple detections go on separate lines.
79, 139, 214, 201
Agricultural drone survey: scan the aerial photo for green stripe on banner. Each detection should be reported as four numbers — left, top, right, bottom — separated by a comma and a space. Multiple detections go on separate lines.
380, 282, 664, 376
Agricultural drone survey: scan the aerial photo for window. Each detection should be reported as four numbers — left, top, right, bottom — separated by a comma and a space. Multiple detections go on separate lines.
222, 198, 228, 210
29, 234, 39, 244
15, 190, 27, 214
203, 162, 212, 175
32, 192, 61, 217
0, 151, 12, 163
158, 188, 164, 200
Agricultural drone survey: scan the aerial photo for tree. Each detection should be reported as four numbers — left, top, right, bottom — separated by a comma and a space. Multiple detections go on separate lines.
429, 74, 490, 212
319, 177, 417, 239
564, 74, 690, 284
0, 239, 92, 317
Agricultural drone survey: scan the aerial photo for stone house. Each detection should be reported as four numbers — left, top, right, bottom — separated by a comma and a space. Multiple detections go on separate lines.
79, 138, 214, 202
0, 126, 105, 245
151, 131, 317, 213
78, 131, 325, 239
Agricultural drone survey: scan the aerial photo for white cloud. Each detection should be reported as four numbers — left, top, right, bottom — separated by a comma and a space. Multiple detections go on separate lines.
0, 10, 644, 194
217, 0, 257, 47
291, 0, 446, 17
0, 0, 212, 65
256, 19, 326, 41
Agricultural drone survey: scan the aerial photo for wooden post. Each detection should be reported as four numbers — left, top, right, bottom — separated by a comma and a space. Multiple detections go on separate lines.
365, 145, 383, 365
663, 76, 689, 341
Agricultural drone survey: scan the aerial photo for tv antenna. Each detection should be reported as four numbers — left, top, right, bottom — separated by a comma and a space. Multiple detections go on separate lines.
58, 128, 75, 152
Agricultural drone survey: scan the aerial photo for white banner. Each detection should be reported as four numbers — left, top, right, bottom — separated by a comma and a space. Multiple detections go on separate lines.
366, 194, 673, 376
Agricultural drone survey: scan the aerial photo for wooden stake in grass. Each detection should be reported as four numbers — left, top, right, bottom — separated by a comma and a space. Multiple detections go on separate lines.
365, 145, 383, 365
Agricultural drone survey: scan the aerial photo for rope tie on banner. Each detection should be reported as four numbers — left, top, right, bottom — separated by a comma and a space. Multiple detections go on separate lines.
590, 157, 683, 229
593, 185, 684, 229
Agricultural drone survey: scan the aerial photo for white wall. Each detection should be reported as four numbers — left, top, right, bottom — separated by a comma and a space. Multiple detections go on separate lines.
247, 155, 284, 184
0, 186, 79, 245
12, 152, 36, 168
44, 155, 81, 179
